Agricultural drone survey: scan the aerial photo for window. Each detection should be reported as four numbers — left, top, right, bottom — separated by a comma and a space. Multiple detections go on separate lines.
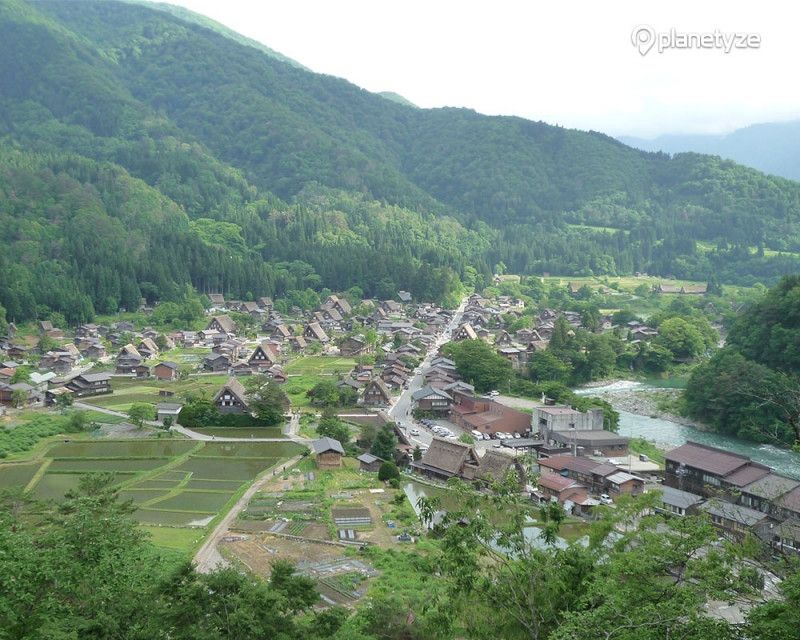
702, 473, 721, 487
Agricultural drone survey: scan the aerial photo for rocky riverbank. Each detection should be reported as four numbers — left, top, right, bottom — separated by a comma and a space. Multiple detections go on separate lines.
577, 381, 710, 431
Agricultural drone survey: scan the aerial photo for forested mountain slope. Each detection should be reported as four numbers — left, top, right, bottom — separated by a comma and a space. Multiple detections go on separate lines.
2, 0, 800, 324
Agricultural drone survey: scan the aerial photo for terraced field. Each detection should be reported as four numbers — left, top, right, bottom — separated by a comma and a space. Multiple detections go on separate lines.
0, 438, 306, 553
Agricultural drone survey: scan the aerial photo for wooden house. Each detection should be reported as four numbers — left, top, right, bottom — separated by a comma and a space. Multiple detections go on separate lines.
362, 378, 392, 407
312, 437, 344, 469
153, 361, 179, 381
206, 315, 236, 335
213, 378, 250, 415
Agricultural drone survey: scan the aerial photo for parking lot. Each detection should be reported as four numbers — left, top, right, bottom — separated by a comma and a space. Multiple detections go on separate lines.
401, 415, 530, 455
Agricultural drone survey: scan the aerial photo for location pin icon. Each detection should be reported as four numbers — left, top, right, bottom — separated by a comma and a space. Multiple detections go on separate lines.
631, 25, 656, 56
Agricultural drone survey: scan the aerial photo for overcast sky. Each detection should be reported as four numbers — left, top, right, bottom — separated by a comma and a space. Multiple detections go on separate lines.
166, 0, 799, 138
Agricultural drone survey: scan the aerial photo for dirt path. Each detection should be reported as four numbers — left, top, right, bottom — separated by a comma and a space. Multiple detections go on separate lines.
193, 453, 305, 573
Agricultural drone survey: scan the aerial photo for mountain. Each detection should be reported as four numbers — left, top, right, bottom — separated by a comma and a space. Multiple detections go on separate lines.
378, 92, 419, 108
2, 0, 800, 324
620, 120, 800, 181
127, 0, 310, 71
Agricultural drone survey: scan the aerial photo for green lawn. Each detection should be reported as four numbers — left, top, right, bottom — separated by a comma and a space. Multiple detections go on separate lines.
284, 356, 357, 376
629, 438, 666, 466
86, 376, 234, 412
283, 374, 322, 408
141, 526, 205, 553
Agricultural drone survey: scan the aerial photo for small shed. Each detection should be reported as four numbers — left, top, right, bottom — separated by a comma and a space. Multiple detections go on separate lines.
357, 453, 383, 473
312, 437, 345, 469
156, 403, 183, 426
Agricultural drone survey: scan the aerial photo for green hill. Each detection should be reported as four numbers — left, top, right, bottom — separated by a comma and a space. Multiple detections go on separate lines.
2, 0, 800, 323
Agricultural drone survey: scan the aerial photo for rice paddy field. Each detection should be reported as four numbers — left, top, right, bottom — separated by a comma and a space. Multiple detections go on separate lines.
0, 437, 305, 553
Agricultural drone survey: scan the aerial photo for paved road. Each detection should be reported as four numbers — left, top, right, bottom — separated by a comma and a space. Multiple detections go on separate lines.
387, 295, 468, 450
193, 453, 305, 573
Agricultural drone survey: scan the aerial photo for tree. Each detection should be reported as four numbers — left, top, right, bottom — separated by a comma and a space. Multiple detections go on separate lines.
246, 376, 290, 425
657, 317, 705, 360
55, 392, 74, 414
377, 461, 400, 481
684, 349, 795, 445
128, 402, 155, 427
442, 339, 513, 393
371, 424, 398, 461
268, 559, 319, 613
359, 423, 378, 450
549, 316, 573, 352
10, 366, 32, 384
11, 389, 28, 408
746, 569, 800, 640
635, 342, 673, 373
317, 410, 350, 445
528, 350, 571, 384
37, 334, 58, 353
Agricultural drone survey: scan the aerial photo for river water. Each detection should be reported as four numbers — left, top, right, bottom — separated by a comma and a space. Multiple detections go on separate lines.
576, 381, 800, 479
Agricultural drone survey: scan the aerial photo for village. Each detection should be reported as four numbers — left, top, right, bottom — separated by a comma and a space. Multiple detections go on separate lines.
1, 277, 799, 591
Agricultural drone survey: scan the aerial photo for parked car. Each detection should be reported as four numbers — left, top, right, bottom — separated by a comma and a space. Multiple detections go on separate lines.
600, 494, 613, 505
492, 441, 502, 448
489, 390, 499, 396
513, 432, 521, 439
410, 428, 420, 436
483, 433, 492, 440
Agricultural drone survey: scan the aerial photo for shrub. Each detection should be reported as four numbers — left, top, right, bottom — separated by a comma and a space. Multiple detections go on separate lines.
378, 461, 400, 482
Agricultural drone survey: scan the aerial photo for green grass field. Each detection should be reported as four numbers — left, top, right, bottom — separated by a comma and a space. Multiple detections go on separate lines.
282, 358, 356, 409
86, 375, 233, 412
140, 525, 205, 552
284, 356, 357, 376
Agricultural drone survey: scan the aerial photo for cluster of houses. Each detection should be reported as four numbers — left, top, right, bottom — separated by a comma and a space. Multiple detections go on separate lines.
661, 442, 800, 554
449, 288, 718, 373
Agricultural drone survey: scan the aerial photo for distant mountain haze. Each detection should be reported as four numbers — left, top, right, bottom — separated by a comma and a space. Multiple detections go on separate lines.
619, 120, 800, 181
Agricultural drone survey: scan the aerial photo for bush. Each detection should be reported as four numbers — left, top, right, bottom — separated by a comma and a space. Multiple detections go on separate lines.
378, 461, 400, 482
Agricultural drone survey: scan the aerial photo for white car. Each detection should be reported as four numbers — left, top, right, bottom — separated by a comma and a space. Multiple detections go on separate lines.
492, 441, 502, 448
600, 494, 613, 505
513, 432, 521, 439
489, 390, 499, 397
410, 428, 420, 436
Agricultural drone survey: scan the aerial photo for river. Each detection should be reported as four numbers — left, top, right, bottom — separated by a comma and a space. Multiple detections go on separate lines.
576, 381, 800, 479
